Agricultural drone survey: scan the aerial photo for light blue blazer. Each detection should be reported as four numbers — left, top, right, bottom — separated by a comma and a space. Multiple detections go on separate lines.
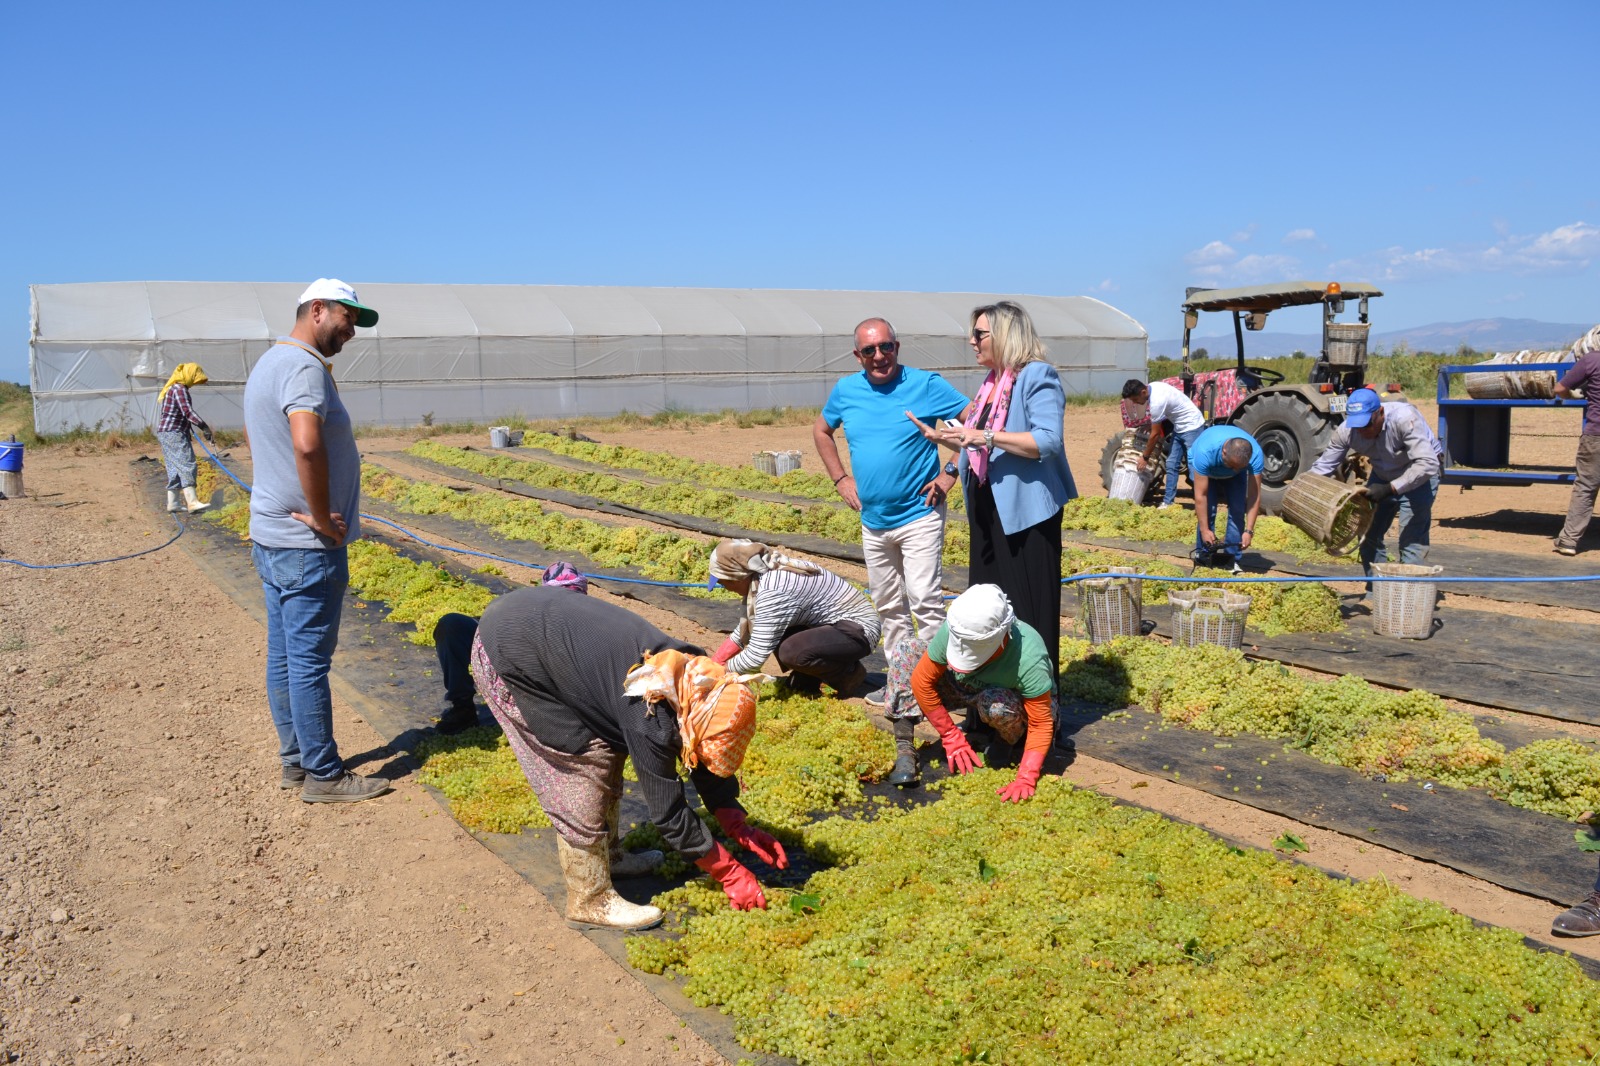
958, 360, 1078, 535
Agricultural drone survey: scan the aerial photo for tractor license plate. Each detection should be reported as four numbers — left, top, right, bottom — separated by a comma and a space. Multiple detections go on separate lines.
1329, 396, 1348, 414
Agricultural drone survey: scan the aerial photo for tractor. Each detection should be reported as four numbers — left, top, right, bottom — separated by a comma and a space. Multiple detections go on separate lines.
1100, 280, 1384, 514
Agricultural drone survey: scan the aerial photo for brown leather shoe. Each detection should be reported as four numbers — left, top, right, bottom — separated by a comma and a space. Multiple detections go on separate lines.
1552, 891, 1600, 936
827, 662, 869, 698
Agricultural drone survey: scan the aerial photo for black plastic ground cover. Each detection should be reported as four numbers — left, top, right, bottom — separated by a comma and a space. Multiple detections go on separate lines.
156, 460, 1600, 997
1059, 701, 1599, 908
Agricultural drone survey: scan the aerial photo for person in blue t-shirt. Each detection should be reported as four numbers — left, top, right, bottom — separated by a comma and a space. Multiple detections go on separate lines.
814, 317, 967, 783
1187, 425, 1264, 571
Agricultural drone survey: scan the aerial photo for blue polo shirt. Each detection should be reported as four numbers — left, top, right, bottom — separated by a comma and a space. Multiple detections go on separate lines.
1189, 425, 1264, 479
821, 366, 969, 531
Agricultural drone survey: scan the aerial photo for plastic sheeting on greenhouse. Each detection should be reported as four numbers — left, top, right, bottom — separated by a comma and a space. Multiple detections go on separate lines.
28, 282, 1148, 434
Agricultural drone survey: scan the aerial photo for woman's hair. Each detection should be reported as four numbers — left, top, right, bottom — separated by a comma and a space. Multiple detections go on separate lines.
971, 300, 1047, 371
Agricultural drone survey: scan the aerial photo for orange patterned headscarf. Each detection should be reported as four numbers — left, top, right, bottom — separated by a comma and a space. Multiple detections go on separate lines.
623, 649, 757, 778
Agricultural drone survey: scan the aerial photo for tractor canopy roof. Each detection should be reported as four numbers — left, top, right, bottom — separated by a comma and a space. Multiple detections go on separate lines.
1182, 281, 1384, 314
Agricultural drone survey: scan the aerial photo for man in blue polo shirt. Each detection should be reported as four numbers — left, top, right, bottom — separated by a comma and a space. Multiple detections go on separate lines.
814, 317, 967, 783
1188, 424, 1264, 572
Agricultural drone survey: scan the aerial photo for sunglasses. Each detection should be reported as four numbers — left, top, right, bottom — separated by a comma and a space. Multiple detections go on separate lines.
857, 341, 900, 358
970, 328, 991, 342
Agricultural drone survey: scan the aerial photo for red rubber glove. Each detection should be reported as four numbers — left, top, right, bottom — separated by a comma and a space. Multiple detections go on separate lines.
711, 637, 742, 665
714, 808, 788, 869
996, 749, 1047, 803
695, 841, 767, 911
920, 702, 980, 775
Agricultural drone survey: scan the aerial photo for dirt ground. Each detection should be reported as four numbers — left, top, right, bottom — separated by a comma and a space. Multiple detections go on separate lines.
1, 397, 1596, 1065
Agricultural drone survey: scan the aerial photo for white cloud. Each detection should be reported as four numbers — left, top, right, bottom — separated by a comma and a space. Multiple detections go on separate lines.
1330, 221, 1600, 282
1283, 228, 1317, 243
1091, 278, 1118, 293
1230, 224, 1258, 243
1183, 240, 1298, 284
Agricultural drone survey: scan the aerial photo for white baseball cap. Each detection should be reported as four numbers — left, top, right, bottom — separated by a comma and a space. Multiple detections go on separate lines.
297, 278, 378, 328
945, 584, 1016, 672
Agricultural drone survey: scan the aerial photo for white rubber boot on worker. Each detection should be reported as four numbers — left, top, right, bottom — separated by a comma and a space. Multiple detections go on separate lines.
607, 797, 663, 879
166, 489, 182, 513
182, 486, 210, 513
557, 837, 662, 930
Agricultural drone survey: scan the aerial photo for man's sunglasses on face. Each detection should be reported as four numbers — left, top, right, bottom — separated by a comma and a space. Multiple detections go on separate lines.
857, 341, 899, 358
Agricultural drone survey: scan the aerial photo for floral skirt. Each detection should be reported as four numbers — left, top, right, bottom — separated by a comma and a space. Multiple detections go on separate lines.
880, 636, 1040, 746
470, 633, 622, 846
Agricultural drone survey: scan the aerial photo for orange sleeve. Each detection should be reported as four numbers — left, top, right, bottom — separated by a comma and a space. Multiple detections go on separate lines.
1022, 693, 1054, 758
911, 653, 956, 734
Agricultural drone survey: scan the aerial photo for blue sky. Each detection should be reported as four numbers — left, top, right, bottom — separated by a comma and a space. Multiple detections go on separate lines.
5, 1, 1597, 384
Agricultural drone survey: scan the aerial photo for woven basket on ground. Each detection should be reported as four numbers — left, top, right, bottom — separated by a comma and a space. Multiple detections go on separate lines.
1168, 588, 1250, 650
1075, 566, 1143, 644
1371, 562, 1442, 639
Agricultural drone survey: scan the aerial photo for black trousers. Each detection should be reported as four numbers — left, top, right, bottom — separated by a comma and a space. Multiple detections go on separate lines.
774, 621, 872, 686
966, 480, 1063, 683
433, 612, 481, 709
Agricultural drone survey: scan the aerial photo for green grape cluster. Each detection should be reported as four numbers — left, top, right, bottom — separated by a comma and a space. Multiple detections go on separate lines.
632, 773, 1600, 1065
1059, 639, 1600, 821
414, 726, 551, 833
407, 441, 974, 565
346, 540, 496, 645
519, 431, 843, 500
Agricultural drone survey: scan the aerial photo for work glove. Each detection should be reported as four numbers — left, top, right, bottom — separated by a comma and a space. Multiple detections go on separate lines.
996, 749, 1047, 803
1363, 480, 1393, 503
711, 637, 742, 665
199, 423, 215, 445
695, 841, 768, 911
714, 808, 788, 869
921, 702, 981, 775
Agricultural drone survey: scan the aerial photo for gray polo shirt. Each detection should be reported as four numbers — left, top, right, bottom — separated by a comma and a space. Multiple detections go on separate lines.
243, 337, 362, 549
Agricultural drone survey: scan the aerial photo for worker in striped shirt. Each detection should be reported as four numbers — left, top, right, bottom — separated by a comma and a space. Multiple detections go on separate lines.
708, 540, 881, 698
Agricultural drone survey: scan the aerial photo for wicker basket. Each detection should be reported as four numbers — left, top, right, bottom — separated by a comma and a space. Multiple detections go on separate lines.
1168, 589, 1251, 650
1371, 562, 1442, 639
1325, 322, 1370, 369
1076, 566, 1143, 644
751, 451, 778, 476
1464, 351, 1560, 400
1108, 466, 1153, 502
1280, 474, 1373, 556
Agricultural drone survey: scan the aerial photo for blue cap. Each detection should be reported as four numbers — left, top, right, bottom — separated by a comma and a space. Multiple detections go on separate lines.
1343, 388, 1382, 429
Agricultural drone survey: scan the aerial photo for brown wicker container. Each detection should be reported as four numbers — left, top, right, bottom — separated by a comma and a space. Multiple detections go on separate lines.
1280, 473, 1373, 556
1325, 322, 1370, 369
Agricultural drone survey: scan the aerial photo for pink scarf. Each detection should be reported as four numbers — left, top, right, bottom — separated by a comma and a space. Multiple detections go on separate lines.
963, 369, 1015, 485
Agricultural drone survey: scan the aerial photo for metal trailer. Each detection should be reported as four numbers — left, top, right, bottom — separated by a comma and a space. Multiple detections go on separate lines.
1435, 361, 1578, 487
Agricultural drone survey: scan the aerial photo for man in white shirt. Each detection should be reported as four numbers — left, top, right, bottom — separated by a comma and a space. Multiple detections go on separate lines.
1122, 379, 1208, 508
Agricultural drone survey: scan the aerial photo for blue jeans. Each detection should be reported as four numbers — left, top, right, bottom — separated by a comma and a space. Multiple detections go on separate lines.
252, 544, 349, 780
1361, 475, 1440, 576
1163, 426, 1203, 506
1196, 474, 1249, 559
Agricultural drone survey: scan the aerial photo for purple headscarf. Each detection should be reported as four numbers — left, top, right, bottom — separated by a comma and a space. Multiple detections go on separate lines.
541, 561, 589, 594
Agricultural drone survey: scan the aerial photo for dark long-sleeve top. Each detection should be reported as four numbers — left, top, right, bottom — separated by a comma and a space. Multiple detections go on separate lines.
157, 383, 208, 434
476, 586, 735, 859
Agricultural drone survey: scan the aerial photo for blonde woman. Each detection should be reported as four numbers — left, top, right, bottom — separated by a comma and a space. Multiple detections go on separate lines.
915, 301, 1076, 696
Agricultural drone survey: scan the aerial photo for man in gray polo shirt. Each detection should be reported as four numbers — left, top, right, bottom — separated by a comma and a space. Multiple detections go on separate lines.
243, 279, 389, 802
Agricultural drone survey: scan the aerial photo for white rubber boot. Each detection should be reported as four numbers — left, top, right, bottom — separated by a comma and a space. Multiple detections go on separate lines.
182, 486, 210, 513
557, 837, 662, 930
607, 797, 663, 879
166, 489, 182, 513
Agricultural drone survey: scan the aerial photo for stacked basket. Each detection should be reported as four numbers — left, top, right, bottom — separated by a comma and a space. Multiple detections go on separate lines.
1280, 473, 1373, 556
1463, 351, 1562, 400
1107, 433, 1154, 503
752, 450, 802, 476
1168, 589, 1251, 650
1076, 566, 1143, 644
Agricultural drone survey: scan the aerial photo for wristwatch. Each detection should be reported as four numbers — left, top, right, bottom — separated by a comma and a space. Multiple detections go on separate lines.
983, 429, 995, 448
943, 461, 959, 477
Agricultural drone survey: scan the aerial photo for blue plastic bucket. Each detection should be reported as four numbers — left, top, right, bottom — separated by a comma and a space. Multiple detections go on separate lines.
0, 440, 21, 473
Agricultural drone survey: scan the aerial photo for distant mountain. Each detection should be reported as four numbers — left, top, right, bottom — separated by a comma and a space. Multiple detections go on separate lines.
1149, 318, 1593, 360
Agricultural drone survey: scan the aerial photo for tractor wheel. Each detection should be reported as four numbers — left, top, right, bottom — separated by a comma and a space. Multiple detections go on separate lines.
1098, 428, 1166, 504
1230, 393, 1334, 515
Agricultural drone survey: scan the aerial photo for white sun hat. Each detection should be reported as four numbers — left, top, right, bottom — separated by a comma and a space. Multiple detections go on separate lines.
945, 584, 1016, 672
